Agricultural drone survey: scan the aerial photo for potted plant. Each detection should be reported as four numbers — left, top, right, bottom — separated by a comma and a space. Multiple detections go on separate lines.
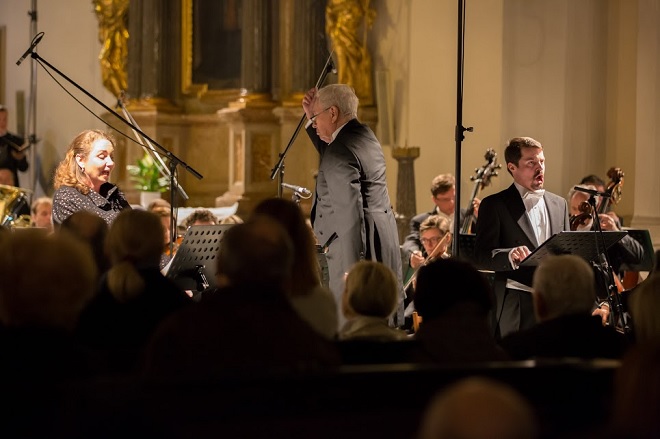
126, 153, 168, 207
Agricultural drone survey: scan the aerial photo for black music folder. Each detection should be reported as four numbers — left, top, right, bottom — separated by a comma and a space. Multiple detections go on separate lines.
166, 224, 234, 291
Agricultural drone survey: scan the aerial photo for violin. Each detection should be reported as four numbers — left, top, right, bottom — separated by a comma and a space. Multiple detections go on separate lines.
403, 232, 452, 291
461, 149, 500, 234
569, 200, 594, 231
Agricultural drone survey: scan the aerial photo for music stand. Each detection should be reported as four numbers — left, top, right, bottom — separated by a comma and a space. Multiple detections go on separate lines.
166, 224, 234, 292
520, 231, 627, 267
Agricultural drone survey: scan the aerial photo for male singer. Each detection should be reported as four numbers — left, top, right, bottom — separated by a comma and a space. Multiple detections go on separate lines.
474, 137, 570, 338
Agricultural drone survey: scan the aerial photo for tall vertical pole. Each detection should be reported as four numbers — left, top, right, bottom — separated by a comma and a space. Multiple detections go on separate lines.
453, 0, 472, 258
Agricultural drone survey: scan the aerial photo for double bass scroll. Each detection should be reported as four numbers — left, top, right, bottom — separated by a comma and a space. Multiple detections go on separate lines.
461, 149, 501, 234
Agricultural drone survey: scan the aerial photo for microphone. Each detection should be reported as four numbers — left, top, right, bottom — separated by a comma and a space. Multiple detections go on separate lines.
573, 186, 611, 198
16, 32, 44, 66
281, 182, 312, 196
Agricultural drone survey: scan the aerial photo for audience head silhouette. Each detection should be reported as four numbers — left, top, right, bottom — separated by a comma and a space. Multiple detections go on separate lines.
105, 209, 165, 302
532, 254, 595, 322
0, 230, 96, 331
216, 217, 293, 289
59, 210, 110, 274
415, 258, 493, 320
252, 197, 321, 294
418, 377, 538, 439
342, 260, 399, 319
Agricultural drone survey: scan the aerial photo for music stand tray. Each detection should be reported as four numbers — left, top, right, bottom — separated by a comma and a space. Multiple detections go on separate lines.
166, 224, 234, 291
519, 231, 627, 267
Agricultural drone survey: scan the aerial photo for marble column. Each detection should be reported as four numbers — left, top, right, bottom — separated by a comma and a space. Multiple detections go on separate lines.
392, 146, 420, 244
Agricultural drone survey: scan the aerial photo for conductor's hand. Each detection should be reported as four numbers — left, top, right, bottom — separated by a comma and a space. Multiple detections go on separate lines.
509, 245, 531, 268
302, 88, 317, 120
410, 250, 424, 269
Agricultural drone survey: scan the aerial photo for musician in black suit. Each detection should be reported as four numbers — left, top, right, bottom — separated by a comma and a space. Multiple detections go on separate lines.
475, 137, 570, 338
302, 85, 403, 326
0, 105, 28, 187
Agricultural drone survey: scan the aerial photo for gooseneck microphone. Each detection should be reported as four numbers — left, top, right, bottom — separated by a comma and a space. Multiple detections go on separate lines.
281, 183, 312, 196
16, 32, 45, 66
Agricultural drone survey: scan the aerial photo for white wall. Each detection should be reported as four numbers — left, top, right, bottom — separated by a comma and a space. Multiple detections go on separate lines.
0, 0, 114, 197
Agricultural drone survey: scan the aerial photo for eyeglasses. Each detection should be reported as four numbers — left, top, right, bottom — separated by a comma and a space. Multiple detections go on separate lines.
420, 236, 443, 245
309, 107, 331, 124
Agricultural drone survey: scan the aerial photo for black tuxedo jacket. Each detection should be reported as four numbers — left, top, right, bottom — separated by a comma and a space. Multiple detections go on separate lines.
474, 183, 570, 273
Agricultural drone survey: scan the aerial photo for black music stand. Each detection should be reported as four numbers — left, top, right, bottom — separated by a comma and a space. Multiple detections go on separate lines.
500, 231, 627, 289
520, 231, 627, 267
166, 224, 234, 292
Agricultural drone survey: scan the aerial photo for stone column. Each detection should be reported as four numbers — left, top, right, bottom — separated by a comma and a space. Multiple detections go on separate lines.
392, 146, 420, 244
240, 0, 272, 99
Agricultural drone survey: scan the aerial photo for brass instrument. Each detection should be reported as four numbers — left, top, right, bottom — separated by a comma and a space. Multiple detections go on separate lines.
0, 184, 32, 228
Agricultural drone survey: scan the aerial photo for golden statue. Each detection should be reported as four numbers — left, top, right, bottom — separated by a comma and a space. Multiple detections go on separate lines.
326, 0, 375, 104
93, 0, 129, 98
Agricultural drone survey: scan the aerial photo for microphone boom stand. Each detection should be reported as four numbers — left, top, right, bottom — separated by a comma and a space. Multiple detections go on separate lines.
26, 51, 202, 255
586, 193, 630, 334
269, 52, 335, 198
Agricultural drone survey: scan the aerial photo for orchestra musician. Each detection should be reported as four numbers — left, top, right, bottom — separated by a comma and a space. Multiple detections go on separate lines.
403, 215, 452, 322
0, 105, 29, 188
402, 173, 478, 269
52, 130, 131, 227
474, 137, 570, 339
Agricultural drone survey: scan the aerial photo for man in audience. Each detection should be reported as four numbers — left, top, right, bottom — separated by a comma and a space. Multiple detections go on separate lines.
500, 255, 627, 360
143, 217, 340, 377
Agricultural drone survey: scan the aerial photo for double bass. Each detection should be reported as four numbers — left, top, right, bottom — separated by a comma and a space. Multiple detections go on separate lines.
461, 149, 501, 234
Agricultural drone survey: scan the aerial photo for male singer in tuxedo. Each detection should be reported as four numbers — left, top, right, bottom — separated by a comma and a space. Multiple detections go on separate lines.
302, 84, 403, 326
475, 137, 570, 338
0, 106, 29, 187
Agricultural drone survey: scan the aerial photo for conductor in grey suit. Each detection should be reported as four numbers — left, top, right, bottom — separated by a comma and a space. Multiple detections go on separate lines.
302, 84, 403, 326
475, 137, 570, 338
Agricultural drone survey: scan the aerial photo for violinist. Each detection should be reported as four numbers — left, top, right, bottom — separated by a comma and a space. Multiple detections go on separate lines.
402, 173, 478, 268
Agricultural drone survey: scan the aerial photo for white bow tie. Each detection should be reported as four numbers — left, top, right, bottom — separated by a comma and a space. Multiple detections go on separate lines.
522, 189, 545, 200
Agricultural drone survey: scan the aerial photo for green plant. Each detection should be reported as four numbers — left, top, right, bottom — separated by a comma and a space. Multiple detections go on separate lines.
126, 153, 168, 192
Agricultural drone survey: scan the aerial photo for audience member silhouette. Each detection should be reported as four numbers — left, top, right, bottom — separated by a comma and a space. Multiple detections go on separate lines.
76, 209, 191, 373
59, 210, 111, 277
252, 197, 337, 338
409, 258, 508, 363
500, 255, 627, 360
339, 260, 408, 341
629, 273, 660, 344
142, 217, 340, 378
0, 230, 98, 379
417, 377, 538, 439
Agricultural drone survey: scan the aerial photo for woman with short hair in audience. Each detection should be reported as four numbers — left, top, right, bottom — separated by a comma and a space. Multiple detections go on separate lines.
339, 260, 408, 341
76, 209, 191, 372
252, 198, 337, 339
